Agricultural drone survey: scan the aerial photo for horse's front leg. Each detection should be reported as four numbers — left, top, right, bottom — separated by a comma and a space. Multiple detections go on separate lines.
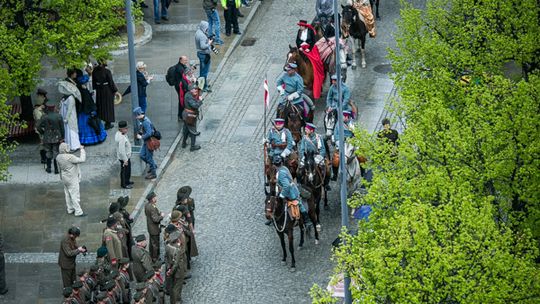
288, 229, 296, 271
278, 231, 287, 265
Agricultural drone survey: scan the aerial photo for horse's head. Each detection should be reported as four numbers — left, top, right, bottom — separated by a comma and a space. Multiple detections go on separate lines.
304, 150, 316, 183
285, 45, 299, 71
344, 141, 357, 162
341, 4, 355, 26
264, 194, 277, 220
324, 110, 337, 138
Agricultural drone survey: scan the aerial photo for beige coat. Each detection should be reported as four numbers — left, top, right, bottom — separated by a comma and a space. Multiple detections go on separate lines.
56, 143, 86, 183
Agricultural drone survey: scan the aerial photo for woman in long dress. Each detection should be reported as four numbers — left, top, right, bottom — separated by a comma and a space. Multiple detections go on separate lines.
58, 80, 82, 151
76, 75, 107, 145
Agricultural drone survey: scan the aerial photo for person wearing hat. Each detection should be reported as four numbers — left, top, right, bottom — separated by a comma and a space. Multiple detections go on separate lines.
94, 291, 109, 304
58, 79, 82, 151
76, 73, 107, 145
144, 270, 163, 303
332, 110, 355, 148
123, 61, 153, 113
103, 217, 124, 269
170, 209, 198, 269
144, 192, 164, 262
37, 98, 64, 174
273, 155, 309, 219
33, 88, 48, 164
298, 123, 330, 191
134, 106, 158, 179
176, 186, 196, 227
164, 230, 187, 304
131, 234, 153, 282
76, 269, 91, 302
117, 196, 134, 257
326, 74, 353, 115
277, 62, 304, 107
118, 257, 131, 300
265, 118, 295, 160
133, 291, 145, 304
296, 19, 316, 51
115, 121, 133, 189
56, 142, 86, 216
62, 287, 74, 303
58, 226, 87, 288
71, 280, 85, 303
181, 82, 203, 151
92, 60, 118, 130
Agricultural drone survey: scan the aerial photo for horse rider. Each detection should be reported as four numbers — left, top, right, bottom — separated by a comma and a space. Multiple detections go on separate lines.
273, 155, 309, 221
276, 62, 305, 118
315, 0, 335, 31
296, 19, 316, 51
332, 110, 355, 147
326, 74, 353, 116
298, 123, 331, 190
265, 118, 295, 160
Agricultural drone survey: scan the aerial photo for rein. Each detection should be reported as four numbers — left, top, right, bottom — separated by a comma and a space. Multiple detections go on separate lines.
272, 200, 288, 233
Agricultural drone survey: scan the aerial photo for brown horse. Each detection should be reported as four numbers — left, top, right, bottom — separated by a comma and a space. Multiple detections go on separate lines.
277, 100, 308, 143
264, 194, 305, 271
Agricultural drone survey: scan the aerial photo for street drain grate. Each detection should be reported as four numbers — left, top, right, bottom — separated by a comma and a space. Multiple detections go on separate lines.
241, 37, 257, 46
373, 64, 393, 74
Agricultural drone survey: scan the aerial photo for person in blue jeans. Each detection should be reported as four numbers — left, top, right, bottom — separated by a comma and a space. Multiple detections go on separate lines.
153, 0, 168, 24
195, 21, 213, 92
134, 107, 157, 179
203, 0, 224, 45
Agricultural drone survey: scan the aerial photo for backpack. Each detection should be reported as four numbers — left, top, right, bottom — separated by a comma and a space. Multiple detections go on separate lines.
165, 64, 177, 86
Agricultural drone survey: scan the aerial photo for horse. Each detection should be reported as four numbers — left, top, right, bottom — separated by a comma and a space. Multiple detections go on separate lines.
264, 192, 305, 271
297, 150, 327, 244
286, 45, 314, 92
342, 4, 369, 68
343, 141, 362, 196
276, 100, 305, 143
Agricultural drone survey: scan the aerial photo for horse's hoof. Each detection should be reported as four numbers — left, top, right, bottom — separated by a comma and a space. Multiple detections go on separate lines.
315, 239, 320, 245
324, 205, 330, 211
362, 62, 367, 68
290, 267, 296, 273
281, 260, 287, 266
352, 65, 357, 70
298, 246, 303, 251
316, 224, 322, 232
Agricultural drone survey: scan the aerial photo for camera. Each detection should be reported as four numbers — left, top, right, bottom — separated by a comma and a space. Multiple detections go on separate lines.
207, 35, 220, 55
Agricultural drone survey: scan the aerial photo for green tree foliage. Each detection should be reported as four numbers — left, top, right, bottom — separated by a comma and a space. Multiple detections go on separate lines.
0, 0, 132, 181
313, 0, 540, 302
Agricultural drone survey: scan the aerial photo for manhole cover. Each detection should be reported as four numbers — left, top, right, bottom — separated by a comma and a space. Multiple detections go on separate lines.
373, 64, 393, 74
241, 37, 257, 46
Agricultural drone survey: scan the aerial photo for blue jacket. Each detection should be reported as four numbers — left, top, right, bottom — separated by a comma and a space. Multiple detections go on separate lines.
138, 116, 154, 141
122, 70, 149, 98
299, 133, 326, 159
267, 127, 294, 156
333, 121, 354, 146
277, 166, 299, 200
326, 82, 351, 112
276, 72, 304, 105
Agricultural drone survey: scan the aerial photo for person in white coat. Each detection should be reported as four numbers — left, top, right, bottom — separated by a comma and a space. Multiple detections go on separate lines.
58, 80, 82, 151
56, 143, 86, 217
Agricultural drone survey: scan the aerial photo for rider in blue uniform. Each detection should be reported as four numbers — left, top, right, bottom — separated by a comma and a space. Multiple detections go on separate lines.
326, 75, 352, 115
332, 111, 355, 147
266, 118, 295, 159
298, 123, 331, 190
273, 156, 308, 219
276, 63, 305, 115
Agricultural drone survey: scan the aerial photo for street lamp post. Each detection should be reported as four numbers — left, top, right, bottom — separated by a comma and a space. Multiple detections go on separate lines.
125, 0, 140, 144
333, 0, 353, 303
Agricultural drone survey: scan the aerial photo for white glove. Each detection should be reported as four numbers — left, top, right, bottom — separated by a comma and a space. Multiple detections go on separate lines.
262, 138, 268, 145
277, 86, 285, 95
299, 160, 305, 167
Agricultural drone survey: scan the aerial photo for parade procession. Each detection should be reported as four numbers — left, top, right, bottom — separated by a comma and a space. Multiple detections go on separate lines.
1, 0, 540, 303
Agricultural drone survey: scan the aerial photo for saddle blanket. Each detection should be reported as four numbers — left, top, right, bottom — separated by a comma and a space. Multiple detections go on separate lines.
301, 45, 325, 99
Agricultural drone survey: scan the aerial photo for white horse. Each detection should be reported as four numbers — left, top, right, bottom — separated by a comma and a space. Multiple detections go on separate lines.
343, 141, 362, 196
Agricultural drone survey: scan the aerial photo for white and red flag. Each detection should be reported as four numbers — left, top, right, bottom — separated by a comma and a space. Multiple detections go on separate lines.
263, 78, 269, 109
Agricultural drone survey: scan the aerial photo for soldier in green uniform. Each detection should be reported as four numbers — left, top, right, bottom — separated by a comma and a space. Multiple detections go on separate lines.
102, 217, 124, 268
165, 231, 187, 304
132, 234, 153, 283
144, 192, 164, 262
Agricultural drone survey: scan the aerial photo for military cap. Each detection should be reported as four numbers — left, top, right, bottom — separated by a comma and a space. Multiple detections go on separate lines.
133, 106, 144, 116
343, 111, 352, 118
119, 257, 130, 265
72, 281, 83, 289
146, 191, 157, 201
108, 202, 119, 214
104, 280, 115, 291
135, 234, 146, 242
62, 287, 73, 297
118, 121, 128, 129
152, 260, 162, 270
305, 123, 316, 131
96, 292, 108, 301
174, 204, 188, 214
144, 270, 155, 281
164, 224, 177, 235
274, 118, 285, 124
133, 291, 144, 301
117, 196, 129, 208
106, 217, 117, 228
188, 83, 198, 91
331, 74, 338, 80
68, 226, 81, 237
170, 210, 182, 222
110, 270, 120, 278
96, 246, 108, 257
77, 269, 87, 277
287, 62, 298, 69
272, 155, 283, 165
89, 265, 99, 273
37, 88, 48, 96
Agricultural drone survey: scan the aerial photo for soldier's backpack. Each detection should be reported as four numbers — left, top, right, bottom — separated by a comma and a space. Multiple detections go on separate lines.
165, 64, 177, 86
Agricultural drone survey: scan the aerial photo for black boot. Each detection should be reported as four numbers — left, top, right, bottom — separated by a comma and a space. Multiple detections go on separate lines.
53, 160, 59, 174
190, 134, 200, 151
45, 158, 52, 173
40, 150, 47, 164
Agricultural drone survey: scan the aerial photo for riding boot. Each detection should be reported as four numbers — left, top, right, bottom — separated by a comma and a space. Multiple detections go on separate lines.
331, 166, 338, 181
39, 150, 47, 164
190, 134, 201, 151
53, 160, 59, 174
45, 158, 52, 173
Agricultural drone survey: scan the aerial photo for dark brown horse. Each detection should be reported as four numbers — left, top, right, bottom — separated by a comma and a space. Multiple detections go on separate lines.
277, 100, 310, 144
264, 178, 305, 271
342, 4, 369, 68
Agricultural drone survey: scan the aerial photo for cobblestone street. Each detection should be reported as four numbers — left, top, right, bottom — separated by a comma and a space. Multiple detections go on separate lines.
1, 0, 401, 302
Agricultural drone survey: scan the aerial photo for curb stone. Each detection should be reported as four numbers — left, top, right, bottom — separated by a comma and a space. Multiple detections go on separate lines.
110, 21, 153, 56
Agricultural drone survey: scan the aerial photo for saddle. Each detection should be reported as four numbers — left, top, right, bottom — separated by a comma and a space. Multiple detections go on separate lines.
287, 200, 301, 220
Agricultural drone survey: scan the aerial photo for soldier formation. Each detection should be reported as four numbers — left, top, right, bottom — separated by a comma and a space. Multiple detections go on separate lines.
59, 187, 198, 303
